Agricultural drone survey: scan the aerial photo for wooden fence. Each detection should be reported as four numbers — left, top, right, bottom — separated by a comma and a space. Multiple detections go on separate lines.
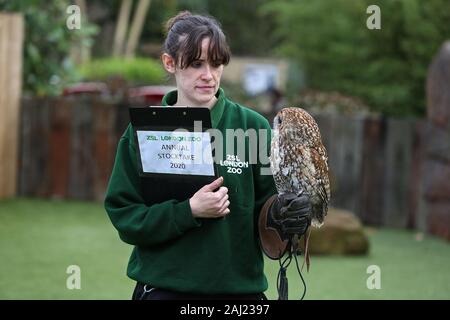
19, 97, 439, 237
19, 96, 132, 201
0, 13, 23, 199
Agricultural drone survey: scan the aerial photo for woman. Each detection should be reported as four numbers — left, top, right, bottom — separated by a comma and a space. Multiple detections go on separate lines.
104, 11, 310, 300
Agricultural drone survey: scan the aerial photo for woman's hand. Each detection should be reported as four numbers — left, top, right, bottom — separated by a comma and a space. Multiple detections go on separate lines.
189, 176, 230, 218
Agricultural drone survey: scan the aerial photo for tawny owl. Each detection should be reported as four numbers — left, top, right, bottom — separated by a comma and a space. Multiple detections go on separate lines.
270, 107, 331, 227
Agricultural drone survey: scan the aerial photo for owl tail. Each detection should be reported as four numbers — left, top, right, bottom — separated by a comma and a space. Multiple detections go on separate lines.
301, 228, 312, 273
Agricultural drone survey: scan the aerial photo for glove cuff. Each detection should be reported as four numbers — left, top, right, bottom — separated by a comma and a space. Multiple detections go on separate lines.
267, 198, 289, 241
258, 194, 288, 259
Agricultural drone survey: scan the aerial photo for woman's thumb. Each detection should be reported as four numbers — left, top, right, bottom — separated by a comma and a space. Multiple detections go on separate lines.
203, 176, 223, 192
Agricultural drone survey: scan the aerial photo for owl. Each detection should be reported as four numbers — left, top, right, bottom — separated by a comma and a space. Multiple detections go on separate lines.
270, 107, 331, 227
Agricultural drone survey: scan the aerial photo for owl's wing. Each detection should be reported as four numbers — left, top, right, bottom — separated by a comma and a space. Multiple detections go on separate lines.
310, 145, 331, 204
290, 144, 330, 226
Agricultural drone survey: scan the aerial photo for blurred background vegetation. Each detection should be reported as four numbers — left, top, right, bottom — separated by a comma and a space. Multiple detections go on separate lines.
1, 0, 449, 116
260, 0, 450, 116
0, 0, 98, 96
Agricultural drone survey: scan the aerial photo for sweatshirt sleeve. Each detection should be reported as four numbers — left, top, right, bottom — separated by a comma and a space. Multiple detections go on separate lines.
104, 127, 201, 247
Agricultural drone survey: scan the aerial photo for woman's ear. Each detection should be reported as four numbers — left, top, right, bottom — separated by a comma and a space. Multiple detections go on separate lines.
161, 53, 176, 74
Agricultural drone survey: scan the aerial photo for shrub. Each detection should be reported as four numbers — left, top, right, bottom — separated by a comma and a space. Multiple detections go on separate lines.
79, 57, 165, 85
0, 0, 98, 96
261, 0, 450, 117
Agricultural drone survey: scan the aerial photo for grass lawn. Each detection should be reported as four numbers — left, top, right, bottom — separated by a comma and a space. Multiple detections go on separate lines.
0, 198, 449, 300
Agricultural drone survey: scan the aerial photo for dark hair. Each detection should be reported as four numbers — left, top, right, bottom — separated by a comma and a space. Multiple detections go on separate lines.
163, 11, 231, 69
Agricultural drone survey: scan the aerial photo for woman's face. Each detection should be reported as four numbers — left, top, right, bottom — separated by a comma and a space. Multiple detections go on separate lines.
163, 37, 224, 108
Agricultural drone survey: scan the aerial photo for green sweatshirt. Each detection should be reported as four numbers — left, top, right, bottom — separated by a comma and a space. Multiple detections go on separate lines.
104, 88, 277, 294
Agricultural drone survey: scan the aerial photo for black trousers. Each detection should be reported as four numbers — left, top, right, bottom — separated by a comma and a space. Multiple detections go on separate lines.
132, 282, 267, 300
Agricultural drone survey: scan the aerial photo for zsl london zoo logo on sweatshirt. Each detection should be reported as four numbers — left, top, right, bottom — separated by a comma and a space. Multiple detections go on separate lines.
219, 154, 249, 175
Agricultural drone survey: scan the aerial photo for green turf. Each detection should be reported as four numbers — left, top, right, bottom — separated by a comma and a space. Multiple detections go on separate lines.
0, 198, 449, 299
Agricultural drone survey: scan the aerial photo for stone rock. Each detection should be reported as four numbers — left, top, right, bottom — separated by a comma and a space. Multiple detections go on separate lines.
419, 40, 450, 242
425, 123, 450, 162
427, 41, 450, 129
299, 207, 370, 255
427, 202, 450, 241
423, 159, 450, 201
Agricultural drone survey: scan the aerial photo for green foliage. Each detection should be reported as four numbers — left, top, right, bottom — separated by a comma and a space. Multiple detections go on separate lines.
0, 0, 98, 96
206, 0, 279, 56
79, 57, 165, 85
141, 0, 282, 55
141, 0, 178, 43
261, 0, 450, 116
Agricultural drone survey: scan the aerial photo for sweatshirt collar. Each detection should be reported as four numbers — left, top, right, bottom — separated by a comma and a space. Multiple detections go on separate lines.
161, 88, 225, 128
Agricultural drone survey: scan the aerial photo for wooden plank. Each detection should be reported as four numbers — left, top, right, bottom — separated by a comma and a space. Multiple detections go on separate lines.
0, 15, 9, 197
36, 98, 51, 197
18, 97, 51, 197
115, 100, 132, 140
382, 118, 415, 228
49, 98, 71, 199
407, 120, 426, 229
93, 98, 117, 201
325, 114, 364, 216
360, 117, 386, 226
18, 97, 31, 196
0, 14, 24, 199
68, 97, 94, 200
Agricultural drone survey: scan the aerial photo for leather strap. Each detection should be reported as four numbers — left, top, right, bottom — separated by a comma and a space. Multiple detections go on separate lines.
301, 228, 312, 272
258, 194, 289, 259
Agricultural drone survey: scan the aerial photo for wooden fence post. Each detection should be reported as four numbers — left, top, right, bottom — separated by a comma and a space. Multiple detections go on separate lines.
0, 13, 24, 199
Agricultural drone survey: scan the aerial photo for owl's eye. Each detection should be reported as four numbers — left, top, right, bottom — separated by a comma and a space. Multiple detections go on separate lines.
277, 116, 283, 125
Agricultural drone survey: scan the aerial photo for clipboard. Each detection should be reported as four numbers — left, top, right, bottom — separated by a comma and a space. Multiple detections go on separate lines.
129, 106, 218, 204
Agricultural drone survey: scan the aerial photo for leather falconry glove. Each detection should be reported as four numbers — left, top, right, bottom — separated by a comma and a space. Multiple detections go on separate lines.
267, 192, 312, 241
